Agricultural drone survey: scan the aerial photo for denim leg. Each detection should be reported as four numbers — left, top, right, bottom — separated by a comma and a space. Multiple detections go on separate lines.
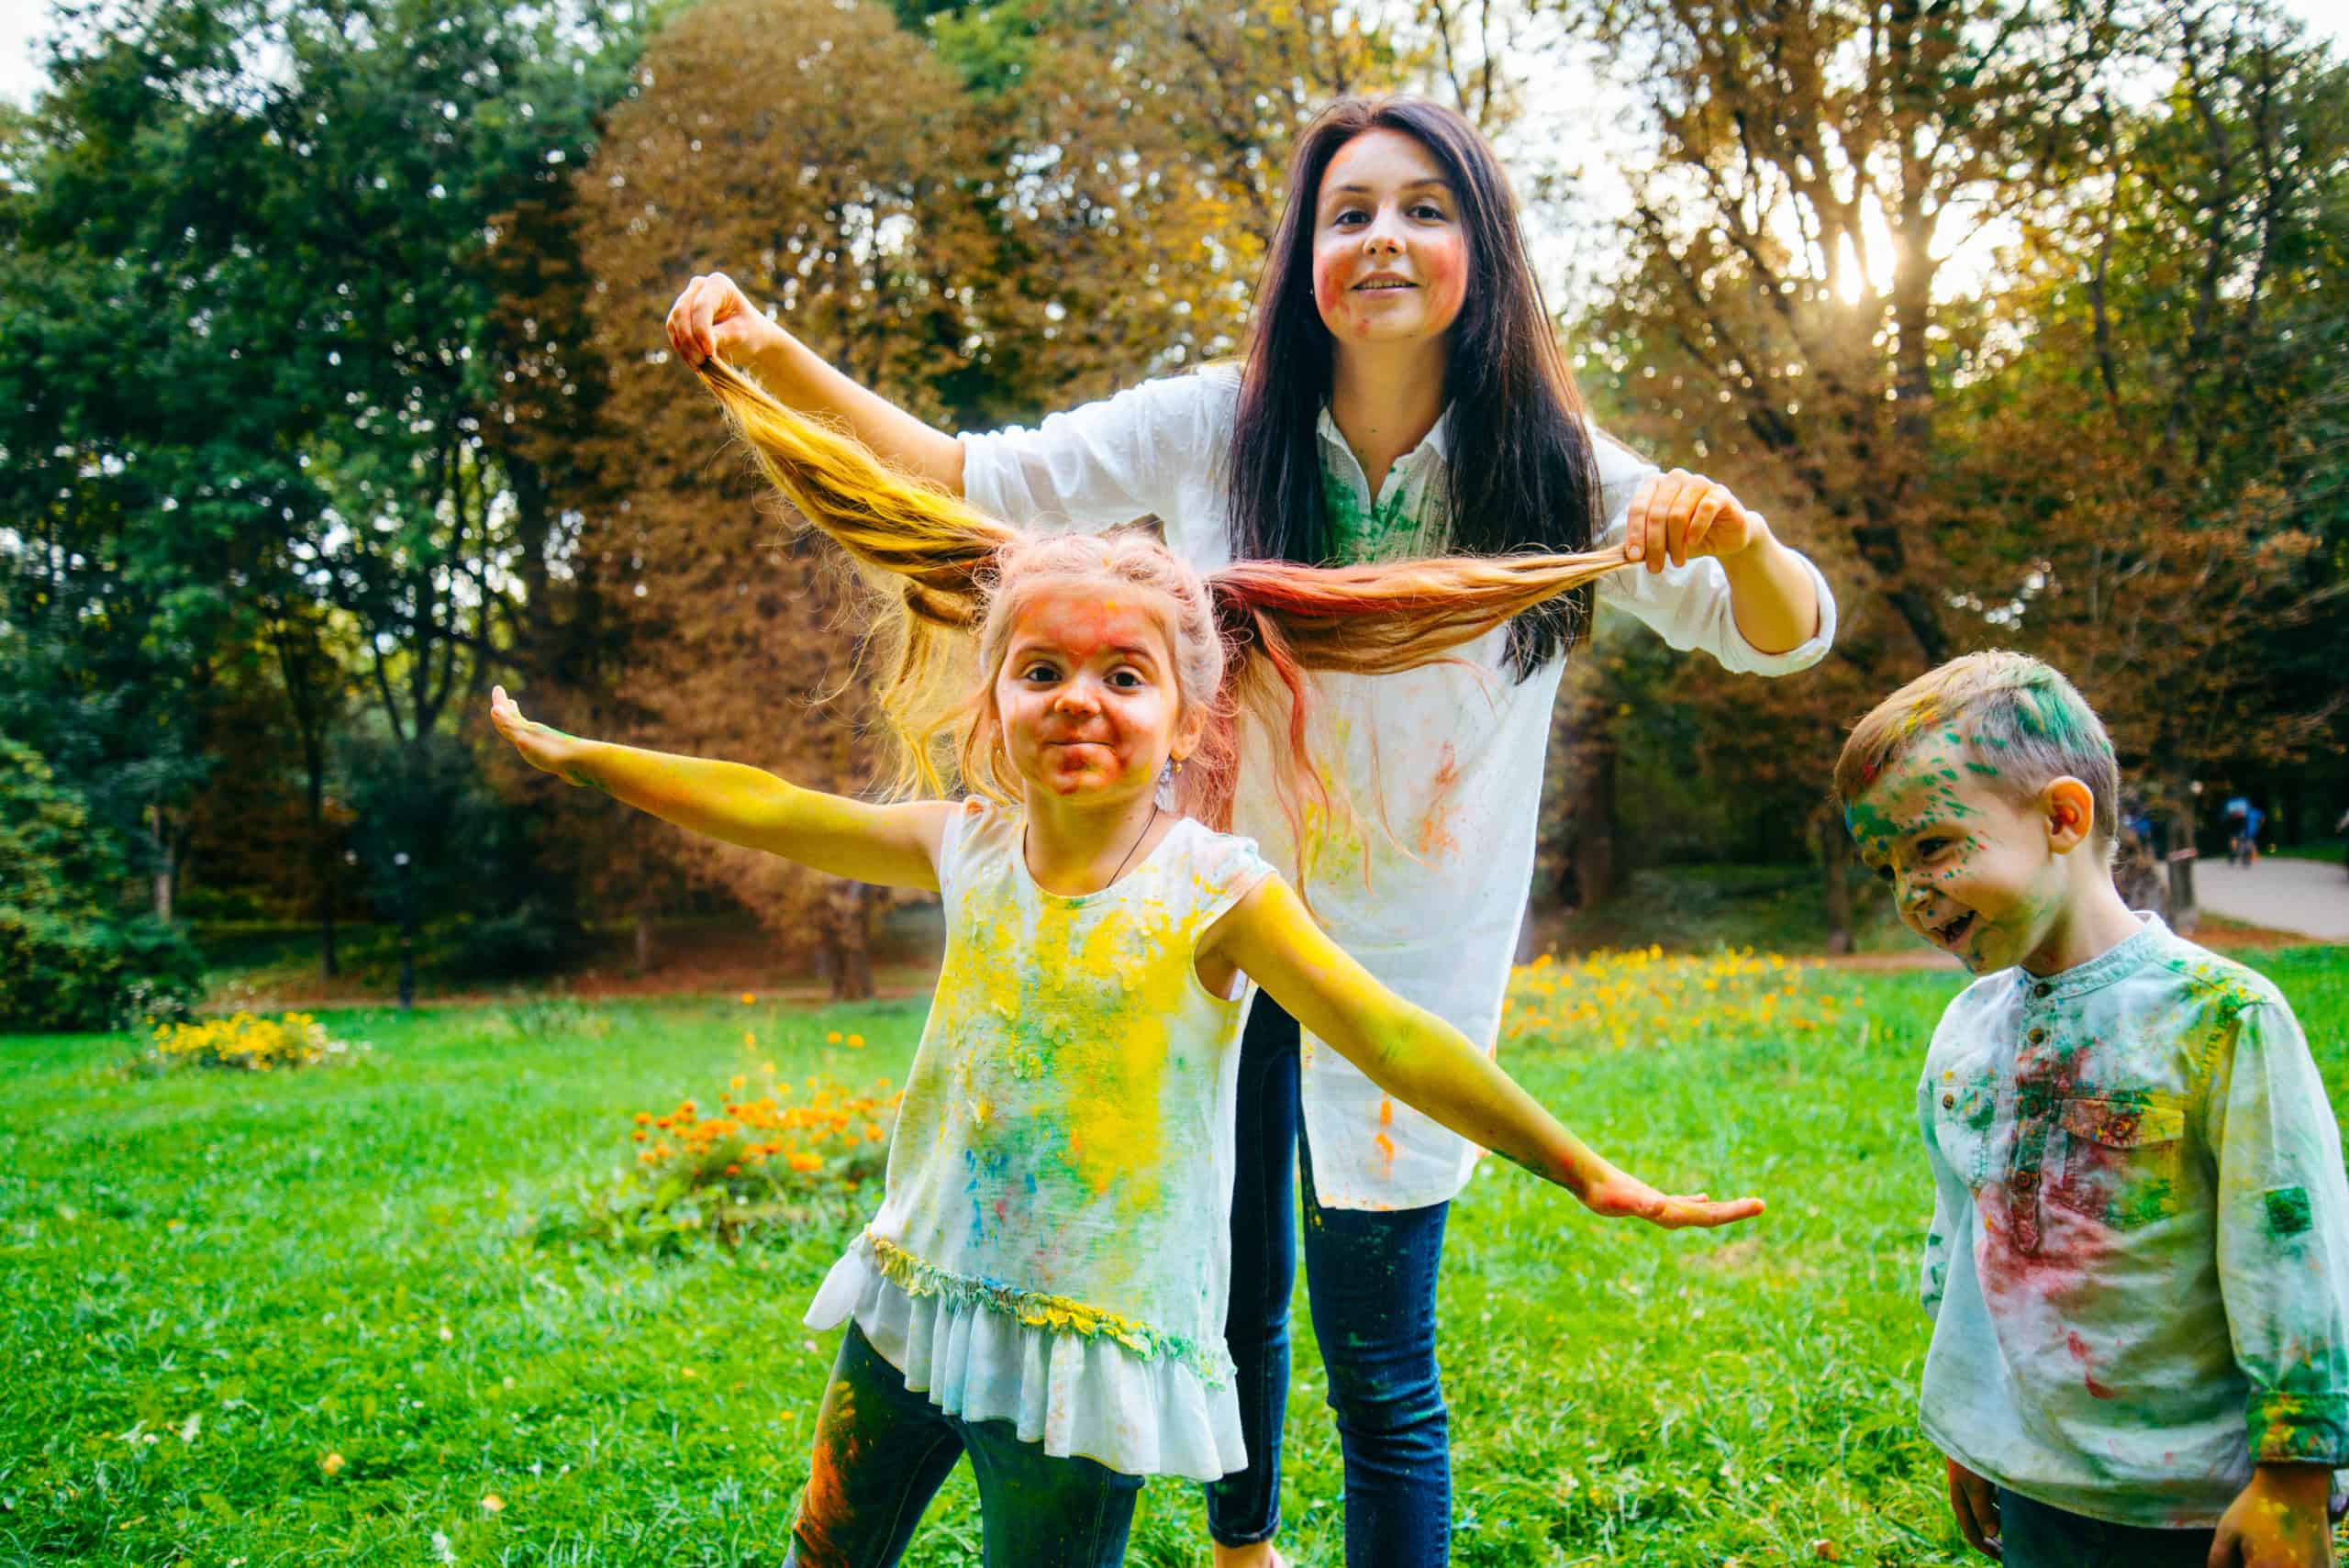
1203, 995, 1303, 1546
1994, 1487, 2217, 1568
963, 1417, 1146, 1568
785, 1322, 967, 1568
1298, 1122, 1451, 1568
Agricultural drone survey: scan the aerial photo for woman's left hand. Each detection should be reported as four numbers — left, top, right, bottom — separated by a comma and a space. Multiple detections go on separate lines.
1625, 469, 1763, 573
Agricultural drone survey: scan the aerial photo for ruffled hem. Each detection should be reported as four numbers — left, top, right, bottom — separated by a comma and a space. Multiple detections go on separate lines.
804, 1233, 1249, 1482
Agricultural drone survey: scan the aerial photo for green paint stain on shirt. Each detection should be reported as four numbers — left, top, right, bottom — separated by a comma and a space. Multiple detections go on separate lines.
2267, 1184, 2314, 1239
1320, 461, 1424, 564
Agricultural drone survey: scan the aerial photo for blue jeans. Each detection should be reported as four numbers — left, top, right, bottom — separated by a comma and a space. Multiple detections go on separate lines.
1992, 1488, 2216, 1568
785, 1321, 1143, 1568
1205, 994, 1453, 1566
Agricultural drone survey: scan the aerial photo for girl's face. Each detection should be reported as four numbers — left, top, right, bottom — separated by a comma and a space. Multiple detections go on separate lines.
991, 584, 1200, 806
1310, 128, 1471, 349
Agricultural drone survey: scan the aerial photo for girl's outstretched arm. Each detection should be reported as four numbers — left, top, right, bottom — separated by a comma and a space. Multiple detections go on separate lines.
664, 272, 965, 494
1204, 876, 1763, 1229
488, 686, 952, 891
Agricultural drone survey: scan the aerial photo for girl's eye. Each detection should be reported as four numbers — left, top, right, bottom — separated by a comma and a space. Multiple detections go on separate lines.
1874, 864, 1895, 884
1410, 203, 1447, 221
1108, 669, 1143, 690
1917, 837, 1953, 861
1021, 663, 1059, 684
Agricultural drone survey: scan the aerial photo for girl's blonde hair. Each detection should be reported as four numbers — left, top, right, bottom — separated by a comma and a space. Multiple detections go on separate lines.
695, 357, 1630, 856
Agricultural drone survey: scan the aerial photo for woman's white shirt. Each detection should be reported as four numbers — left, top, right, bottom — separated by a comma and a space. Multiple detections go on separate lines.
958, 366, 1836, 1210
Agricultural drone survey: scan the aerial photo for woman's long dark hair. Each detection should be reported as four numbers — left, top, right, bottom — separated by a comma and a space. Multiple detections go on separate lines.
1227, 95, 1602, 678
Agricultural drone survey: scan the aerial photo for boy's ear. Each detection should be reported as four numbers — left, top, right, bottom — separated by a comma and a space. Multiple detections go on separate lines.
2042, 776, 2097, 854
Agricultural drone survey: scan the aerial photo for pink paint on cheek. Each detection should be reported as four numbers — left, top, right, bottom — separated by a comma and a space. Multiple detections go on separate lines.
1312, 246, 1351, 323
1419, 233, 1468, 330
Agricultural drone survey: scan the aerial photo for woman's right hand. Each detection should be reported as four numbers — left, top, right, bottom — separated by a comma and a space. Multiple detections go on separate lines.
665, 271, 786, 367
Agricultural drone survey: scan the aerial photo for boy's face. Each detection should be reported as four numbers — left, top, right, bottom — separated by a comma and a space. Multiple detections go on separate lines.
1845, 738, 2083, 975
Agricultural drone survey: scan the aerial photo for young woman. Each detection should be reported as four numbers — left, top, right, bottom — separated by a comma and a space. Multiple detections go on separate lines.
665, 95, 1832, 1568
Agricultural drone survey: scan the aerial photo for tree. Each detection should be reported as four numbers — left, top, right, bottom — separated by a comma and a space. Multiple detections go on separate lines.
1557, 0, 2345, 940
1946, 2, 2349, 921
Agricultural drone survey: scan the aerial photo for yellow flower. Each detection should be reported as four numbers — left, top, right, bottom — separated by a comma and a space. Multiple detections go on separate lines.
846, 1033, 865, 1049
740, 992, 757, 1006
826, 1030, 842, 1045
481, 1494, 504, 1514
322, 1452, 346, 1476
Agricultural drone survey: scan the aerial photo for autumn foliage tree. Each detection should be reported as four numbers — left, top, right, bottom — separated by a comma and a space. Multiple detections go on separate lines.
563, 0, 1414, 995
1557, 0, 2345, 939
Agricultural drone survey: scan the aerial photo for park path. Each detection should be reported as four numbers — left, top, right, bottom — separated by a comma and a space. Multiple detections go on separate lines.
2193, 857, 2349, 943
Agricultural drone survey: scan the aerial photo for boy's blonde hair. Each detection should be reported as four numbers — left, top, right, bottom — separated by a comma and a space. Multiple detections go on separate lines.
1834, 651, 2120, 849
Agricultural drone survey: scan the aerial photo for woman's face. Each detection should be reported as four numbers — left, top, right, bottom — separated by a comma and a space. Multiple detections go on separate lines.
1310, 128, 1471, 350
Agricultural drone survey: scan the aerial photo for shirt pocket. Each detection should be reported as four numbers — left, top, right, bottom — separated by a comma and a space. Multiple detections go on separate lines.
2049, 1094, 2188, 1229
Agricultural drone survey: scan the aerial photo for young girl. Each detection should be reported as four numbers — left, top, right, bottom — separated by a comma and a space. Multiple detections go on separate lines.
490, 368, 1763, 1568
664, 95, 1834, 1566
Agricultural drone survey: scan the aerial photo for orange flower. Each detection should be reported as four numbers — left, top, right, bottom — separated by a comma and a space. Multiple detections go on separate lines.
826, 1030, 842, 1045
740, 992, 757, 1006
632, 1130, 648, 1143
724, 1164, 740, 1177
846, 1033, 865, 1049
788, 1151, 823, 1173
633, 1112, 652, 1126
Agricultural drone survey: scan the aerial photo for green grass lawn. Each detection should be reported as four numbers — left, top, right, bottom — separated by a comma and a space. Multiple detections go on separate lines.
6, 950, 2345, 1566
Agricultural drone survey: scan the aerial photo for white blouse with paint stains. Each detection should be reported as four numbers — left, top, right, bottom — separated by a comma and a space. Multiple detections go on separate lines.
958, 365, 1838, 1210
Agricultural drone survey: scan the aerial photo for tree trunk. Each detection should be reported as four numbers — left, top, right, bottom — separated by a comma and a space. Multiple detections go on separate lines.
149, 806, 180, 922
814, 882, 876, 1002
633, 912, 655, 973
2165, 777, 2200, 935
1820, 806, 1856, 954
1570, 730, 1620, 913
307, 762, 339, 980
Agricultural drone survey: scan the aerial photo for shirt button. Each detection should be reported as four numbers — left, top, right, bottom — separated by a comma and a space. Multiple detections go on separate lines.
1943, 1093, 1956, 1109
2033, 982, 2054, 998
2011, 1169, 2040, 1193
2027, 1028, 2047, 1045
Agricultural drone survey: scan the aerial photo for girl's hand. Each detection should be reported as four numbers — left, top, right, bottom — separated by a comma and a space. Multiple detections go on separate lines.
2209, 1463, 2334, 1567
1577, 1165, 1765, 1229
665, 271, 787, 368
489, 685, 589, 785
1624, 469, 1763, 573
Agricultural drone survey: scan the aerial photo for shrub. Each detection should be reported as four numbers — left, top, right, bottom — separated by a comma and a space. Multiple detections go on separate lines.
540, 1071, 901, 1253
1503, 946, 1851, 1051
0, 740, 207, 1031
139, 1011, 370, 1073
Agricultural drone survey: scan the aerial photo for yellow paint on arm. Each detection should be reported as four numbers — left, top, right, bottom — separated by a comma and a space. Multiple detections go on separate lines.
564, 737, 952, 890
1203, 876, 1765, 1229
1206, 876, 1608, 1195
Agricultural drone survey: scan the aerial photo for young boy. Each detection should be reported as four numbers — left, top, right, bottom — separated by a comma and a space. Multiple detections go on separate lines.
1835, 651, 2349, 1566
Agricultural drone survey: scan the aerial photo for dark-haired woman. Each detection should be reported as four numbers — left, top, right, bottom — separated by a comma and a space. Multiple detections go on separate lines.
668, 95, 1833, 1568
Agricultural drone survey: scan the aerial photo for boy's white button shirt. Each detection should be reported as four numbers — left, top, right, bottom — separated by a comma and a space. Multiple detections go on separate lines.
1917, 916, 2349, 1528
960, 366, 1836, 1209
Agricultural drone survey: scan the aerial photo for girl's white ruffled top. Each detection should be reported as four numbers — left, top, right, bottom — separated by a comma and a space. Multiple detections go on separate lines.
807, 798, 1272, 1480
